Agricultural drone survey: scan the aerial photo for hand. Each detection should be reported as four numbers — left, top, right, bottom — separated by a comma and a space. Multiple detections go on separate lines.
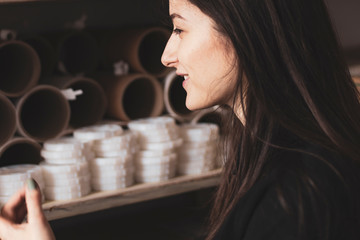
0, 179, 55, 240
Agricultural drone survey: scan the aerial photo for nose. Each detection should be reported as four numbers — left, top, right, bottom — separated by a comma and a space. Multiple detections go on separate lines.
161, 34, 178, 68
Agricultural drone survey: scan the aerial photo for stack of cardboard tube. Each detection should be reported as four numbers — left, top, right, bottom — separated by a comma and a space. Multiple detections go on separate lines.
0, 29, 108, 169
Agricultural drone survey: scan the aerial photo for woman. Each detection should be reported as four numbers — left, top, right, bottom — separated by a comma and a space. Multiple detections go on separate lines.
161, 0, 360, 239
0, 0, 359, 239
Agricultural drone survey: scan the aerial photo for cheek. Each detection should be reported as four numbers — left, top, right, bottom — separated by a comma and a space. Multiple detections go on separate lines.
179, 34, 213, 69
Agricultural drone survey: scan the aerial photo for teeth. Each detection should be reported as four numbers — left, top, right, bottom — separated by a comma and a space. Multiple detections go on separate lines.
184, 76, 189, 80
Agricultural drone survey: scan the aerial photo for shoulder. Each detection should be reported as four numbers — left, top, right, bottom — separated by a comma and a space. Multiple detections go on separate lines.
217, 144, 360, 240
267, 144, 360, 237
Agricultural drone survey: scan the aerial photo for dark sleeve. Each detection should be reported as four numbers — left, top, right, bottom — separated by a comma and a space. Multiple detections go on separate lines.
213, 174, 301, 240
214, 151, 360, 240
242, 182, 298, 240
243, 159, 360, 240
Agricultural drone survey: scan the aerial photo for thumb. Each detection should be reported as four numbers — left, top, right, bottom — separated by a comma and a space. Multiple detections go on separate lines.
25, 178, 46, 224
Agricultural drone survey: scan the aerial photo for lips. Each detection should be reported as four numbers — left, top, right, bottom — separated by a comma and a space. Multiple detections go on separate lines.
182, 75, 189, 88
176, 72, 189, 89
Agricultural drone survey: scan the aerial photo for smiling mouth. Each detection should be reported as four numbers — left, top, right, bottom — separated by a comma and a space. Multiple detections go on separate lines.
182, 75, 189, 88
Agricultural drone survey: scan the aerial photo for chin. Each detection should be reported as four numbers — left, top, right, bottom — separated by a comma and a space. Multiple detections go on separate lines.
185, 98, 200, 111
185, 98, 214, 111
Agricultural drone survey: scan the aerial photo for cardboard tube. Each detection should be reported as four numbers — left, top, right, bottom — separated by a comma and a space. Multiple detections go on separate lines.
48, 31, 98, 75
353, 77, 360, 92
97, 73, 164, 121
16, 85, 70, 142
42, 76, 107, 128
20, 35, 56, 78
100, 27, 171, 77
164, 70, 198, 122
0, 94, 16, 147
191, 106, 224, 124
0, 40, 41, 97
0, 138, 42, 167
191, 106, 230, 136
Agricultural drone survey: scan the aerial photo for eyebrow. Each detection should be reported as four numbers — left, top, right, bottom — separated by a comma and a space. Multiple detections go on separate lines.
170, 13, 186, 21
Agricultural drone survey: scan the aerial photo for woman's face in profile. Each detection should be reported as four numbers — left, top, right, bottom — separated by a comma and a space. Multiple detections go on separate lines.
161, 0, 238, 111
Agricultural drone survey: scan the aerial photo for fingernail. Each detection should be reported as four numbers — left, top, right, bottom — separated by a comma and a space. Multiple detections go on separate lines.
27, 178, 36, 190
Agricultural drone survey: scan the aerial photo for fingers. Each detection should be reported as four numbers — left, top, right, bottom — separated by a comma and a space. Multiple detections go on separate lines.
1, 186, 27, 223
25, 179, 46, 224
0, 214, 17, 239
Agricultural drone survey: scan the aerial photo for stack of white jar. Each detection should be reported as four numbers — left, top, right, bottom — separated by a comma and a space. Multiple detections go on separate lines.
128, 116, 182, 183
89, 130, 137, 191
0, 164, 45, 206
178, 123, 219, 175
40, 138, 91, 201
73, 124, 124, 158
74, 124, 136, 191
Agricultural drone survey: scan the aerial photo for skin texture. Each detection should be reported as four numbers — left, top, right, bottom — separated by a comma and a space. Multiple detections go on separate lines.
161, 0, 238, 111
0, 180, 55, 240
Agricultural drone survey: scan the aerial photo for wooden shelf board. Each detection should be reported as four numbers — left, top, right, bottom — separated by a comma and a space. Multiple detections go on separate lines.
0, 0, 47, 3
43, 169, 222, 221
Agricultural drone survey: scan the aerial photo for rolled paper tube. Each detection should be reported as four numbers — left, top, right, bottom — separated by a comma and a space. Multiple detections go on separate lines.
20, 35, 56, 78
96, 73, 164, 121
47, 30, 98, 75
0, 40, 41, 97
353, 77, 360, 92
15, 85, 70, 142
42, 76, 107, 128
191, 106, 223, 124
0, 94, 16, 147
100, 27, 171, 77
164, 70, 198, 122
191, 106, 230, 136
0, 137, 42, 167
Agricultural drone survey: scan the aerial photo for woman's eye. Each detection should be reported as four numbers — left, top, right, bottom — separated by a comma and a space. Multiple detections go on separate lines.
173, 28, 183, 35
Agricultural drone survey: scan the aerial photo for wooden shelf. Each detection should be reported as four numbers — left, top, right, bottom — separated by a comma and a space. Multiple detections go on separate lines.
43, 169, 222, 221
0, 0, 47, 3
0, 0, 72, 3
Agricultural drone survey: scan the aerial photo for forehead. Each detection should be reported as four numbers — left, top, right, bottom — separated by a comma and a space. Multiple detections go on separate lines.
169, 0, 204, 20
169, 0, 192, 10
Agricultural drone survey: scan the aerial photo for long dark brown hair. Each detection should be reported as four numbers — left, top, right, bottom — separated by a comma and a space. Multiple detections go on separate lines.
175, 0, 360, 239
160, 0, 360, 238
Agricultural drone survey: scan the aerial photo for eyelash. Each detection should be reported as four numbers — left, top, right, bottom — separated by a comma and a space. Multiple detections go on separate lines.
173, 28, 183, 35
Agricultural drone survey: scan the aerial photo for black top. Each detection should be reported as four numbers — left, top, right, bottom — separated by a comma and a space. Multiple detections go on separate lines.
214, 143, 360, 240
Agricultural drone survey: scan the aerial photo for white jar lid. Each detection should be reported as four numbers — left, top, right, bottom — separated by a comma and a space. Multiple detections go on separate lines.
135, 153, 177, 165
180, 123, 219, 142
91, 173, 133, 186
89, 155, 132, 166
90, 166, 134, 179
136, 148, 173, 158
139, 138, 183, 151
44, 184, 91, 201
43, 137, 83, 152
40, 160, 89, 175
45, 174, 91, 187
94, 148, 134, 158
127, 116, 176, 131
135, 174, 174, 184
41, 149, 83, 160
0, 164, 42, 183
92, 176, 134, 191
74, 124, 123, 141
